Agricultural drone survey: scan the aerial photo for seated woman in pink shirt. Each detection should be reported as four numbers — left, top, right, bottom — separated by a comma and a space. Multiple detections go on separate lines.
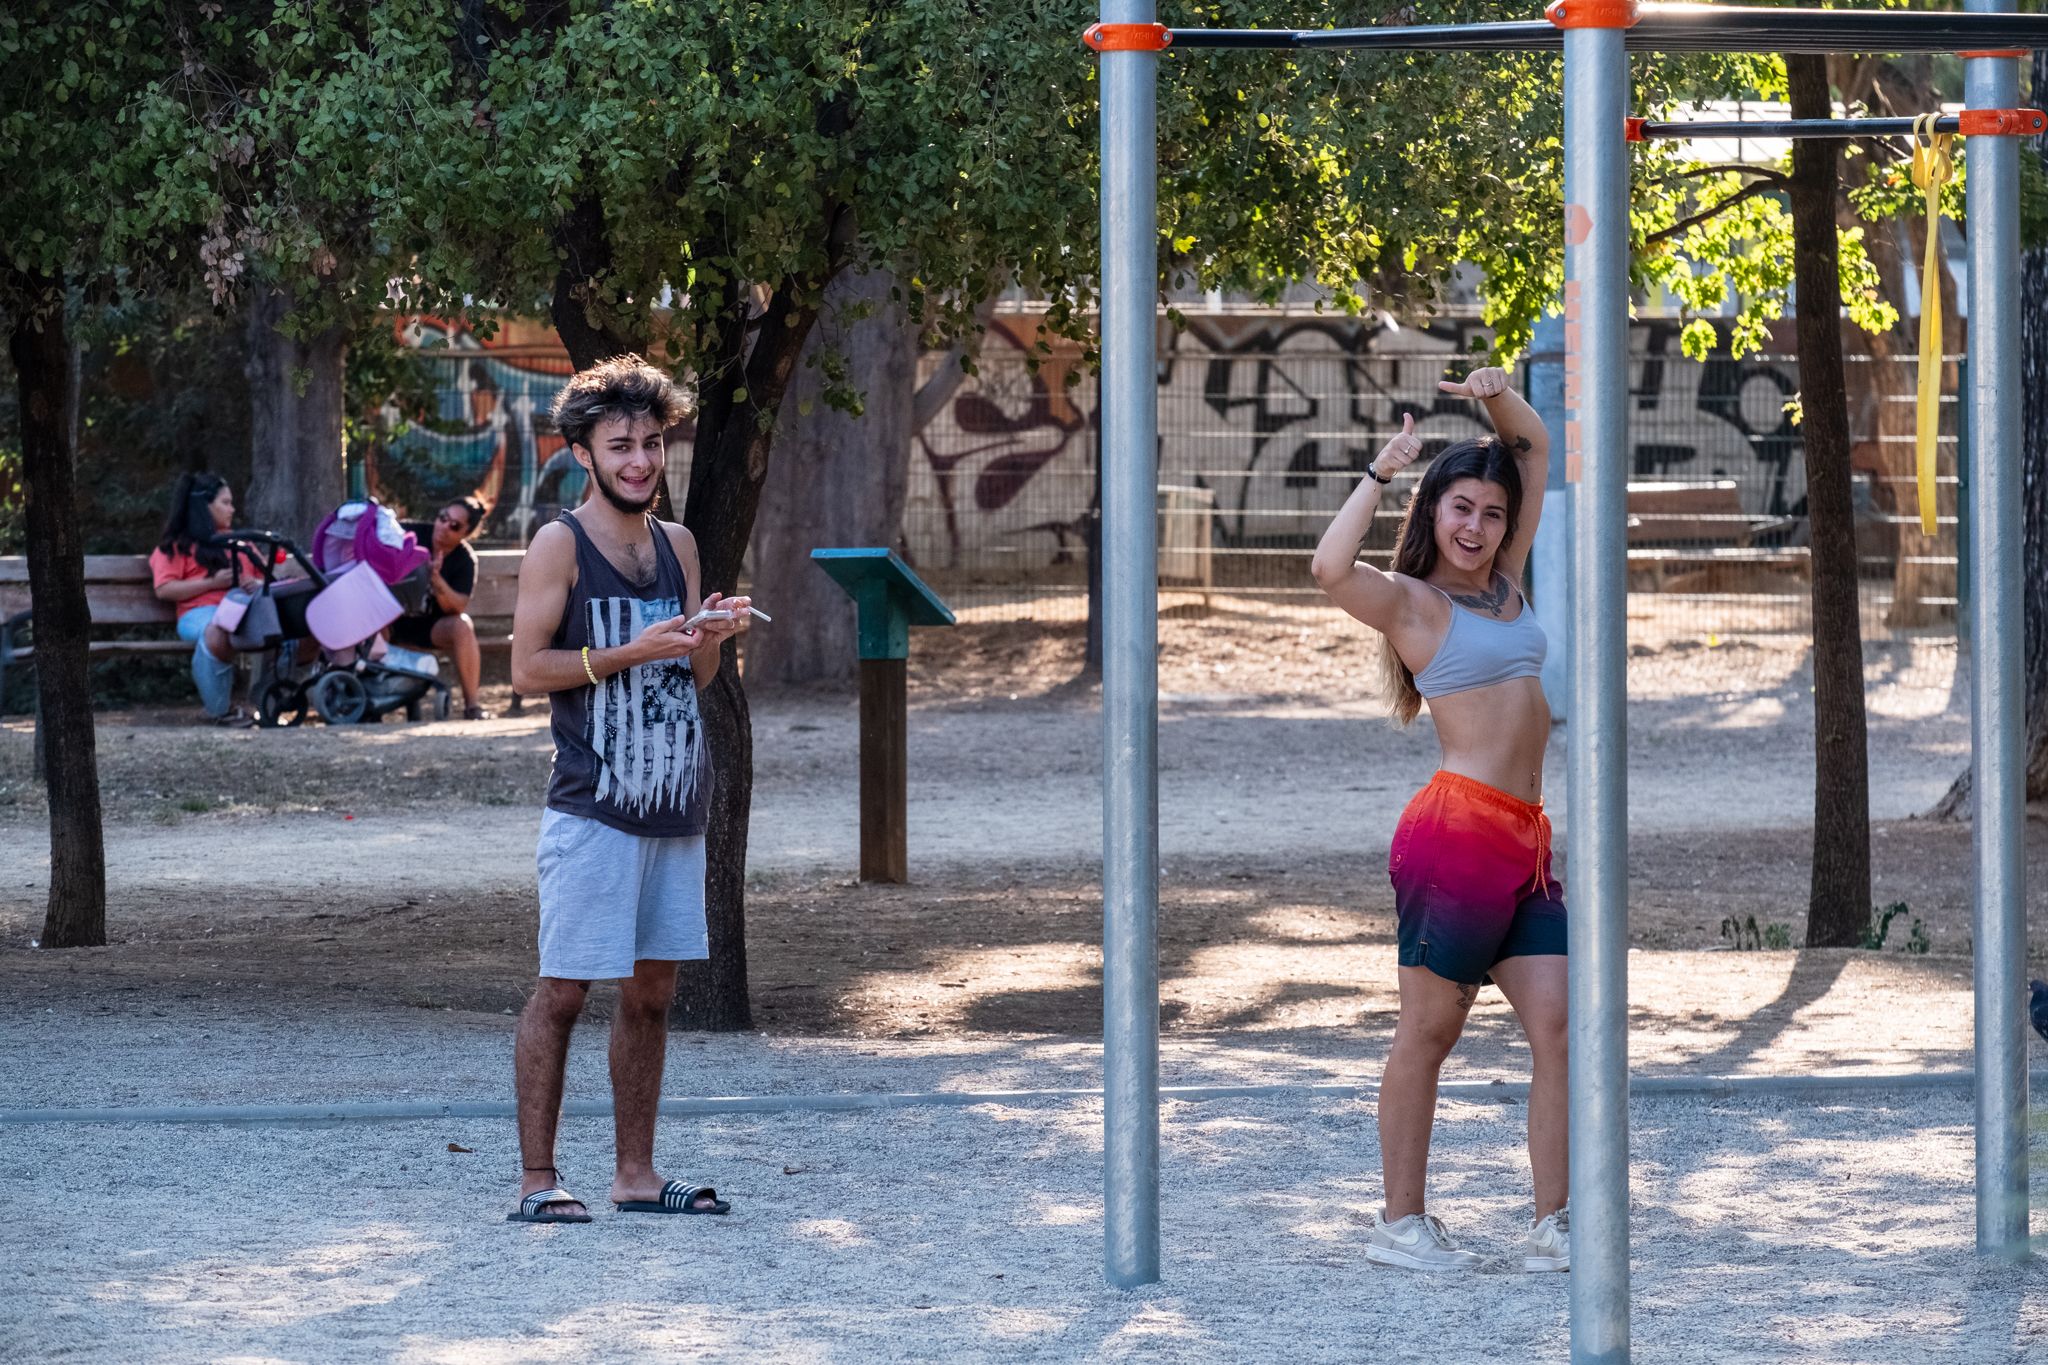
149, 472, 263, 726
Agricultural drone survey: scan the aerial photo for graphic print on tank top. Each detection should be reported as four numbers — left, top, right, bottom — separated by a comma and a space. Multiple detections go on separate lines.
583, 593, 708, 819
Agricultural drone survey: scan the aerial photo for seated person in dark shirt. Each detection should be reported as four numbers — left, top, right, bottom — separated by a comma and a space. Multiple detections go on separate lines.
393, 497, 491, 720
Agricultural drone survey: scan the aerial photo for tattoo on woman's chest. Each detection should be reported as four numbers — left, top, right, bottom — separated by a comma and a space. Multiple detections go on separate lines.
1451, 578, 1512, 617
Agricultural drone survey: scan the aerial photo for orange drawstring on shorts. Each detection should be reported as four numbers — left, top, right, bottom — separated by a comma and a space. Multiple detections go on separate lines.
1529, 805, 1550, 895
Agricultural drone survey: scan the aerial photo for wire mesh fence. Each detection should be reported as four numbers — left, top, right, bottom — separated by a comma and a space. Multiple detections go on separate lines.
904, 320, 1963, 641
362, 314, 1962, 643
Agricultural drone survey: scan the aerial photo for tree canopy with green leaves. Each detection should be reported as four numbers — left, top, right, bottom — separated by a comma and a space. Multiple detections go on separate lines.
2, 0, 190, 951
9, 0, 1987, 978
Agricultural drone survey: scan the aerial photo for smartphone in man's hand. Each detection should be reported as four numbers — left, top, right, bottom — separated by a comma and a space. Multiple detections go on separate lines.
680, 603, 770, 630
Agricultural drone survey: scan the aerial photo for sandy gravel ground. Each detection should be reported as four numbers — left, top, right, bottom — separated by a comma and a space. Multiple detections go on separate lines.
6, 998, 2048, 1362
6, 1088, 2047, 1364
0, 623, 1976, 899
3, 619, 2043, 1361
0, 943, 2020, 1106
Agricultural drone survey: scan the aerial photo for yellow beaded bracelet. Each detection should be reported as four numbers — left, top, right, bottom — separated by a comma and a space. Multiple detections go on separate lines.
581, 645, 599, 687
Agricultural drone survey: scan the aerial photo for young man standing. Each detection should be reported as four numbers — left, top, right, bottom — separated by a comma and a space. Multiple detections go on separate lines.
505, 355, 751, 1224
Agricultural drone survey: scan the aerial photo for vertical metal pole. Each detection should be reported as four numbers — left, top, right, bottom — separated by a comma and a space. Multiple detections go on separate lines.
1527, 312, 1572, 716
1086, 407, 1106, 671
1098, 4, 1161, 1289
1955, 356, 1971, 648
1564, 20, 1631, 1364
1962, 27, 2028, 1259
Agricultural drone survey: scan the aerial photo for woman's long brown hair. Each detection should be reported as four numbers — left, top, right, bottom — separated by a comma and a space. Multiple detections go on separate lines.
156, 471, 232, 572
1376, 438, 1525, 725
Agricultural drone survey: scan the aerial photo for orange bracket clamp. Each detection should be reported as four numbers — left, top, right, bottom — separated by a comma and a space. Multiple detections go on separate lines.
1545, 0, 1640, 29
1083, 23, 1173, 52
1623, 116, 1648, 142
1958, 108, 2047, 137
1958, 50, 2027, 60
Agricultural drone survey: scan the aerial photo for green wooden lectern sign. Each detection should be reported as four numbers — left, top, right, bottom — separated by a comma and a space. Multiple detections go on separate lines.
811, 549, 956, 883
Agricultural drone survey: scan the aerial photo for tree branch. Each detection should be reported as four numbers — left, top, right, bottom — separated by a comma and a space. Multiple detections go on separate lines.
1645, 163, 1792, 187
1645, 178, 1787, 246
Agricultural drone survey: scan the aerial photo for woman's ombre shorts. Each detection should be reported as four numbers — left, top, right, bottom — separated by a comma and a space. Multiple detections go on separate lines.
1388, 770, 1567, 985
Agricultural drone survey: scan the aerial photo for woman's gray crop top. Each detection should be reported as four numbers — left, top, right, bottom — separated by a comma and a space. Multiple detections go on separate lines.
1412, 574, 1547, 699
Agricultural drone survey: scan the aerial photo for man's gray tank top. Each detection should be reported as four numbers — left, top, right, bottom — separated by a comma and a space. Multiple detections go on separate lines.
544, 511, 711, 838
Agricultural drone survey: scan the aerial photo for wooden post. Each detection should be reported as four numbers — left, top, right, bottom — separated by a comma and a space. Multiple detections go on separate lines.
858, 656, 908, 882
812, 548, 954, 885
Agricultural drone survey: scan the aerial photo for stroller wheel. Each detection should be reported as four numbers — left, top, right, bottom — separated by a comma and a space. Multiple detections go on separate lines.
254, 679, 310, 729
310, 670, 370, 725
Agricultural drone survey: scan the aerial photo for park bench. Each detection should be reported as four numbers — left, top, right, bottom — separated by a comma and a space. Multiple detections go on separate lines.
0, 549, 526, 708
1, 555, 190, 702
466, 549, 522, 621
1624, 479, 1807, 589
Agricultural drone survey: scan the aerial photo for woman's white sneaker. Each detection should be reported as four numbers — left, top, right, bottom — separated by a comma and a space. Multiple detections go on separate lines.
1524, 1204, 1570, 1272
1364, 1212, 1484, 1271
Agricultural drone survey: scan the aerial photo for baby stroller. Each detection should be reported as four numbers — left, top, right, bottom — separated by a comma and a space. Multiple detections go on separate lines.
219, 500, 453, 726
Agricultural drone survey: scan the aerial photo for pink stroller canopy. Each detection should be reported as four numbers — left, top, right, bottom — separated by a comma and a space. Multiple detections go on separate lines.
311, 500, 430, 584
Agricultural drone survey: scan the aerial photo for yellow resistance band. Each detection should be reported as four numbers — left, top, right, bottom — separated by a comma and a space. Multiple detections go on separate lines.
1909, 113, 1954, 539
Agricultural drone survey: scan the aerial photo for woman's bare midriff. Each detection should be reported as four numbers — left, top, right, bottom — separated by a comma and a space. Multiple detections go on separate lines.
1423, 677, 1551, 803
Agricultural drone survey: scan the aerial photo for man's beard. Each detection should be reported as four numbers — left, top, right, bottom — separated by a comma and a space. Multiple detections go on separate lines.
591, 462, 659, 515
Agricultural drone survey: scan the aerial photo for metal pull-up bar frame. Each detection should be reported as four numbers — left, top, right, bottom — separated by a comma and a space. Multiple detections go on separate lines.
1155, 3, 2048, 53
1628, 108, 2048, 140
1094, 5, 2038, 1361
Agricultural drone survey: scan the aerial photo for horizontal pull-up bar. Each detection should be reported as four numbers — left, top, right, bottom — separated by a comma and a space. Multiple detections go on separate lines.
1166, 20, 1555, 52
1627, 108, 2048, 141
1152, 4, 2048, 56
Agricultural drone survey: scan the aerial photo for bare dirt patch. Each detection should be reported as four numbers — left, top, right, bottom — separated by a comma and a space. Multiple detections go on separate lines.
6, 818, 2035, 1076
0, 609, 2017, 1077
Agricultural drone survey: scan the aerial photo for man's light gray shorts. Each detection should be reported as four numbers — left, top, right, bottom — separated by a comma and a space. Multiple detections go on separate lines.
535, 807, 708, 980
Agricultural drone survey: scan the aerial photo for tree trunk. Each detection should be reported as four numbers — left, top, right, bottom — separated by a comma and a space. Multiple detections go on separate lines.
1085, 405, 1104, 674
550, 191, 643, 369
671, 279, 823, 1030
681, 662, 754, 1026
546, 183, 831, 1028
2019, 52, 2048, 802
1932, 47, 2048, 817
747, 269, 917, 687
1787, 55, 1874, 947
10, 276, 106, 949
243, 287, 348, 544
548, 198, 672, 521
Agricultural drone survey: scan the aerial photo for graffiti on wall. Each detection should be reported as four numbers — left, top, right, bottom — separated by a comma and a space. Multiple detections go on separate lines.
1631, 323, 1805, 518
902, 312, 1807, 580
367, 310, 1807, 572
372, 317, 709, 542
370, 317, 578, 542
907, 318, 1094, 576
